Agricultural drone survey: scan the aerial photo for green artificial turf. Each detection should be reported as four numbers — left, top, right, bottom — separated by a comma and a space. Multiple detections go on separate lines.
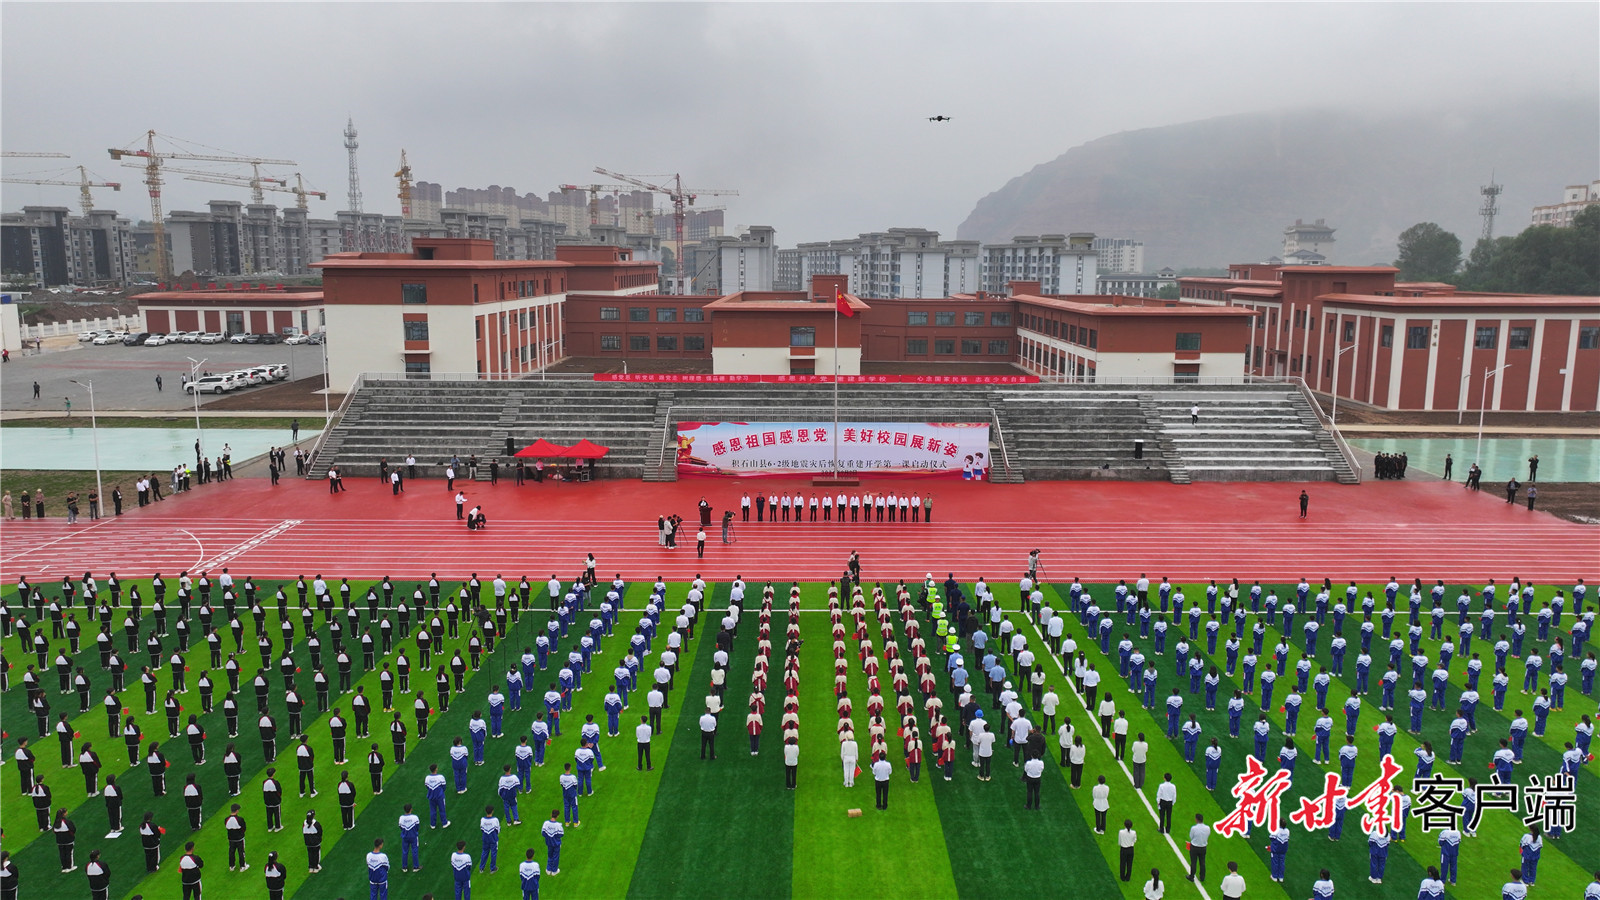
2, 576, 1593, 900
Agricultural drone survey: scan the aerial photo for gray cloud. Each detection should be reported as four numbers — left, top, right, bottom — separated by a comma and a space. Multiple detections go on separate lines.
4, 2, 1594, 245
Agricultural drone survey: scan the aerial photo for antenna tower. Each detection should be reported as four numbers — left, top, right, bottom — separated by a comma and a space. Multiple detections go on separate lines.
1479, 175, 1502, 243
344, 117, 364, 251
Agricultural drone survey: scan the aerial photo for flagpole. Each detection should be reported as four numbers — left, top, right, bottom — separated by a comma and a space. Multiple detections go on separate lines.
832, 289, 840, 476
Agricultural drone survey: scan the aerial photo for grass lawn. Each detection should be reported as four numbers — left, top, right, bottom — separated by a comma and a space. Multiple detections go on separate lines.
0, 577, 1591, 899
1, 470, 149, 509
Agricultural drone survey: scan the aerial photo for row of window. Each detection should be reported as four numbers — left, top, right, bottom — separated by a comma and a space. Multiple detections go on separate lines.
1367, 324, 1600, 351
906, 310, 1010, 327
600, 306, 706, 323
599, 335, 706, 352
1021, 314, 1099, 349
905, 338, 1010, 356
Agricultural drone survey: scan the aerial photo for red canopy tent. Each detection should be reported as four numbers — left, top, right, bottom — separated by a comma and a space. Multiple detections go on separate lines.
513, 439, 570, 458
563, 439, 611, 459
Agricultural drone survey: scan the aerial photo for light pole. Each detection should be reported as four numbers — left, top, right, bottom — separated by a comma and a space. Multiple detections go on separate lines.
186, 357, 206, 461
1457, 371, 1474, 425
68, 379, 103, 514
1329, 344, 1358, 426
1475, 364, 1511, 470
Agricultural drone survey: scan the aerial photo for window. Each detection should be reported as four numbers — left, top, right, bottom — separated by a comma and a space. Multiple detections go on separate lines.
683, 307, 704, 323
906, 339, 928, 355
1580, 326, 1600, 349
657, 336, 677, 351
599, 307, 621, 320
964, 311, 984, 326
684, 335, 705, 351
629, 307, 649, 322
600, 335, 621, 351
1068, 324, 1078, 343
1406, 325, 1429, 349
629, 335, 649, 351
988, 339, 1010, 355
1175, 332, 1201, 351
907, 311, 928, 326
934, 339, 955, 355
961, 339, 981, 355
656, 307, 677, 323
473, 284, 479, 303
790, 326, 816, 347
1508, 326, 1532, 350
1087, 329, 1098, 349
401, 283, 427, 304
403, 360, 431, 376
1342, 321, 1356, 342
1474, 325, 1499, 349
403, 320, 429, 341
1380, 324, 1394, 348
935, 311, 956, 326
990, 312, 1011, 327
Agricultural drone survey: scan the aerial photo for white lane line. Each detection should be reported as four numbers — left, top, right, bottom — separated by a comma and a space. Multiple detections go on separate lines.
196, 519, 301, 570
1022, 609, 1216, 900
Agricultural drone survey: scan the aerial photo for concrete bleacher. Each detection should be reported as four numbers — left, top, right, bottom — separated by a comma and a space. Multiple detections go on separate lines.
310, 377, 1355, 484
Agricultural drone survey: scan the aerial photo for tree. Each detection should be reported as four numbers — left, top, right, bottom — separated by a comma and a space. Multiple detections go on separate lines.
1393, 222, 1461, 282
1459, 205, 1599, 295
1156, 284, 1180, 300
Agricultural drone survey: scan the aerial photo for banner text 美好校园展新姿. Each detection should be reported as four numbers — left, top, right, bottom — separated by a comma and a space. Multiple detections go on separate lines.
674, 422, 992, 478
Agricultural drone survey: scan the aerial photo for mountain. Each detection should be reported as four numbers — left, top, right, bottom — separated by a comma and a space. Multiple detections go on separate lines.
956, 99, 1598, 270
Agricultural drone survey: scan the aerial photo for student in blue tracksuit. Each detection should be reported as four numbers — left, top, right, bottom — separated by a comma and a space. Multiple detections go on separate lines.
1500, 870, 1527, 900
1417, 865, 1445, 899
498, 766, 521, 824
574, 743, 596, 796
1203, 740, 1222, 790
425, 765, 450, 828
488, 689, 506, 737
451, 739, 471, 793
559, 764, 580, 825
367, 838, 390, 900
604, 689, 624, 737
541, 810, 564, 875
1437, 827, 1460, 885
579, 716, 604, 770
519, 848, 541, 899
530, 715, 550, 765
543, 687, 563, 736
1519, 825, 1542, 887
450, 840, 472, 900
1310, 868, 1333, 900
398, 805, 421, 872
1267, 825, 1289, 882
1368, 829, 1389, 883
469, 713, 489, 764
479, 807, 500, 873
509, 668, 526, 711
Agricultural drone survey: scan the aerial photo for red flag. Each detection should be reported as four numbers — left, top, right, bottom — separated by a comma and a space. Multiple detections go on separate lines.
835, 288, 854, 318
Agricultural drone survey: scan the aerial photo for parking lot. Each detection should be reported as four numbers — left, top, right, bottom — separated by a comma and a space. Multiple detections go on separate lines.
1, 337, 327, 412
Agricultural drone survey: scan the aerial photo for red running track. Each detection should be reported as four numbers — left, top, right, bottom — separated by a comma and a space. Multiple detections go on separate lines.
2, 476, 1595, 583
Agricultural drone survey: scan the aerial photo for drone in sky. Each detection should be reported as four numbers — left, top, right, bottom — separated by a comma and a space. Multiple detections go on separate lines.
928, 115, 953, 123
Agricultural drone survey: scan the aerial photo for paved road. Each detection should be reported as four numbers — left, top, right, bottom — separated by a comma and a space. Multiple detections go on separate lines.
1, 338, 325, 412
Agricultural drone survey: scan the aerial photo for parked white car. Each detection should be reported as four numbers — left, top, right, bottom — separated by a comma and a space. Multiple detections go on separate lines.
231, 368, 265, 386
266, 363, 290, 380
283, 333, 310, 345
185, 375, 235, 395
143, 333, 169, 346
228, 333, 250, 344
198, 332, 224, 344
179, 331, 203, 343
91, 331, 123, 345
78, 330, 98, 341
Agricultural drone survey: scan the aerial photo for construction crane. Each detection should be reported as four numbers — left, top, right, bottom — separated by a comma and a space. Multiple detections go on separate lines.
559, 183, 635, 228
396, 150, 413, 219
593, 168, 737, 293
1, 151, 71, 159
181, 172, 325, 210
1, 166, 121, 216
109, 130, 294, 283
147, 164, 288, 204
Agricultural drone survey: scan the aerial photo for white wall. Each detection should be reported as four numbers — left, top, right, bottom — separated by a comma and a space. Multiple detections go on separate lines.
0, 301, 21, 353
711, 346, 862, 376
1093, 350, 1243, 380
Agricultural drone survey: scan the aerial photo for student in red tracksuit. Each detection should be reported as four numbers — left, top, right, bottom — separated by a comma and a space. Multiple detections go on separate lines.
746, 704, 763, 755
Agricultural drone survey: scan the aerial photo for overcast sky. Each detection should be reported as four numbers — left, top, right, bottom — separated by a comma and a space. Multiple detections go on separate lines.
3, 3, 1595, 245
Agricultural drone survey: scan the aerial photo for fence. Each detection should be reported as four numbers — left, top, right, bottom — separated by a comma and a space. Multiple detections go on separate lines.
21, 315, 142, 339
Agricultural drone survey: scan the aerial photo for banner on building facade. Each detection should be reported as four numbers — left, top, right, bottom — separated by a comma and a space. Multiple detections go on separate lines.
674, 421, 993, 478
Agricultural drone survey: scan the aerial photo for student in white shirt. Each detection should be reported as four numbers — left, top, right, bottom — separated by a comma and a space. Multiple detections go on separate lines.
1219, 860, 1247, 899
1091, 776, 1111, 833
1142, 869, 1166, 900
1117, 819, 1138, 881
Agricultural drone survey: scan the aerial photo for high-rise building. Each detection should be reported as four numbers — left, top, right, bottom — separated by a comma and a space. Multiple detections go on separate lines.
1531, 180, 1600, 228
775, 248, 802, 291
2, 206, 137, 286
720, 226, 777, 293
1280, 219, 1335, 265
1091, 237, 1145, 274
980, 233, 1098, 295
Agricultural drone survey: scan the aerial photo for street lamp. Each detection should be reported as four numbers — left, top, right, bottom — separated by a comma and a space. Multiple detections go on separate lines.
68, 379, 103, 516
1329, 344, 1358, 426
1457, 371, 1474, 425
186, 357, 206, 462
1475, 364, 1511, 470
